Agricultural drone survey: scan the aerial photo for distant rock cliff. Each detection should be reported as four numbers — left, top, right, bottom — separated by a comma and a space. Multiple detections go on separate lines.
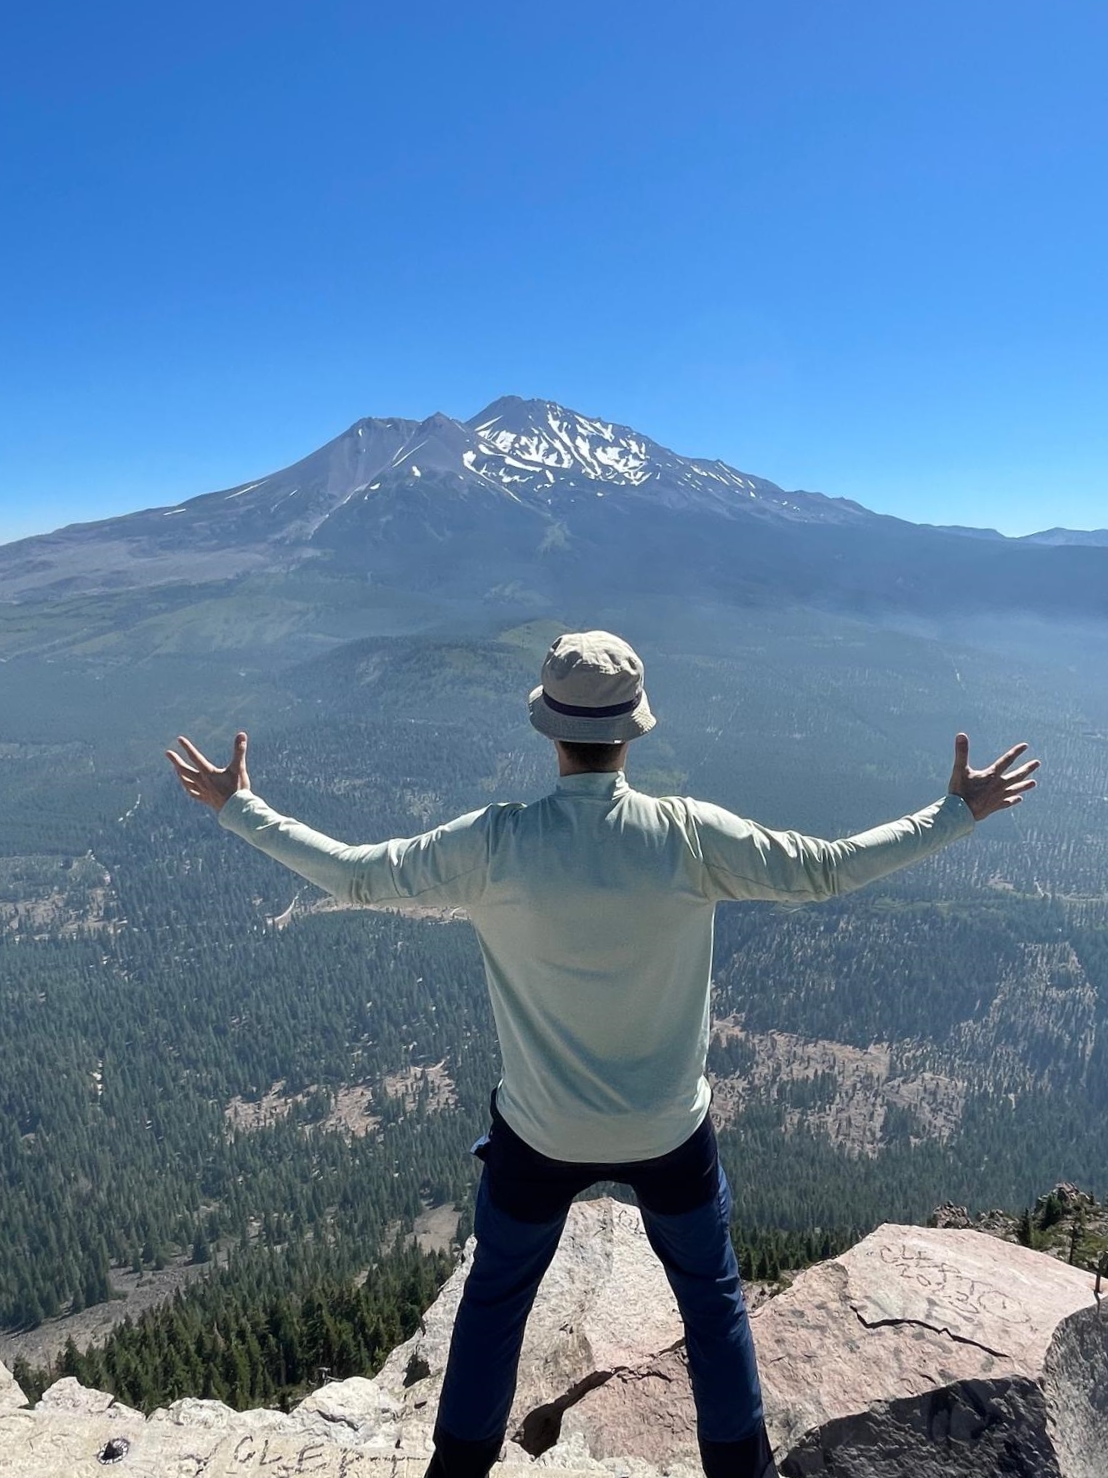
2, 1199, 1105, 1477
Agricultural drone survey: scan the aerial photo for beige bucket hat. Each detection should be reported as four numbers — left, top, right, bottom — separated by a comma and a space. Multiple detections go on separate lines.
528, 630, 656, 743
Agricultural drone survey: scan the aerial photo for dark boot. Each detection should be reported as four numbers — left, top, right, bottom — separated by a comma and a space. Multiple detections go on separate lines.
424, 1428, 504, 1478
699, 1421, 778, 1478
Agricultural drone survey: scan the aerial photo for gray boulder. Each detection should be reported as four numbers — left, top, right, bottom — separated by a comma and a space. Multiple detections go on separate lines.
0, 1356, 27, 1416
755, 1224, 1104, 1476
371, 1198, 695, 1469
33, 1374, 143, 1421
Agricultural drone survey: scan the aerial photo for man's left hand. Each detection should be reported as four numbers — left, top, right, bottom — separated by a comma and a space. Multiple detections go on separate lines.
947, 733, 1039, 821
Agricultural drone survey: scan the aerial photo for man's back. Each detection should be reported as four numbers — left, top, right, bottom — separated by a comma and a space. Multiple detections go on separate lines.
474, 769, 718, 1161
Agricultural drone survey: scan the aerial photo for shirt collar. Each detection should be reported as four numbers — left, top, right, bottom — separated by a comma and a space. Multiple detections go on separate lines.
553, 770, 630, 798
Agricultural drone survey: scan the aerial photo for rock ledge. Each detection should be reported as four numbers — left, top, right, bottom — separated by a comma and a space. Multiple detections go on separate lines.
1, 1202, 1105, 1478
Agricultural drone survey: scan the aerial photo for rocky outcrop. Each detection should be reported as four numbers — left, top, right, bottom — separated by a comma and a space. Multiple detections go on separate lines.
1, 1199, 1104, 1477
757, 1224, 1104, 1476
931, 1181, 1107, 1244
0, 1355, 26, 1417
373, 1198, 690, 1463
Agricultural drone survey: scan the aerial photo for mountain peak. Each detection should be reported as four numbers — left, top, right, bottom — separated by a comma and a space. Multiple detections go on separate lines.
0, 393, 875, 599
466, 393, 529, 427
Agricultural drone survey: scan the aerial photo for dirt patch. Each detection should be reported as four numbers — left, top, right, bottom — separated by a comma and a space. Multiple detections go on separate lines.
225, 1081, 382, 1140
412, 1203, 461, 1254
382, 1061, 457, 1115
319, 1084, 381, 1140
0, 1253, 221, 1370
225, 1067, 454, 1142
374, 1203, 462, 1268
709, 1017, 966, 1158
0, 853, 118, 938
309, 897, 469, 923
224, 1079, 313, 1133
264, 888, 469, 929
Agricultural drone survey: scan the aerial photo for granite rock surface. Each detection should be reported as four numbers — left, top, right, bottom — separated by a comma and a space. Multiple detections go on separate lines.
1, 1200, 1105, 1478
754, 1225, 1103, 1475
0, 1356, 26, 1418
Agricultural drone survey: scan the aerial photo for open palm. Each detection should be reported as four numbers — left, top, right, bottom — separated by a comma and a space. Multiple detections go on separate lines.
166, 732, 251, 811
947, 733, 1039, 821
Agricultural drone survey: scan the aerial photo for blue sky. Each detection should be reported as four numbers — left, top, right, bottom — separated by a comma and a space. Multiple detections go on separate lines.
1, 1, 1105, 544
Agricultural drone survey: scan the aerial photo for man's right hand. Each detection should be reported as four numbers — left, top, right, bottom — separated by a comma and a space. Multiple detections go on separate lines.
947, 733, 1039, 821
166, 732, 251, 812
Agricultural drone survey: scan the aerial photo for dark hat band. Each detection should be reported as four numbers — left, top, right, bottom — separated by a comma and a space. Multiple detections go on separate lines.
542, 689, 642, 719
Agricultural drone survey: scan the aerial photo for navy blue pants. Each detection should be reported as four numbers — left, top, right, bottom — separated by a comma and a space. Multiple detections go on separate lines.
428, 1094, 777, 1478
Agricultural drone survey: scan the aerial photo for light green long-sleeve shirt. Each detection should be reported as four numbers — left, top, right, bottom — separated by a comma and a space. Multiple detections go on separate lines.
219, 773, 974, 1162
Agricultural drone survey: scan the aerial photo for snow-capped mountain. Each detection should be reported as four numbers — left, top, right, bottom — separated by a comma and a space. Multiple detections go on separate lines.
195, 394, 870, 539
0, 396, 873, 599
457, 397, 864, 521
0, 396, 1104, 629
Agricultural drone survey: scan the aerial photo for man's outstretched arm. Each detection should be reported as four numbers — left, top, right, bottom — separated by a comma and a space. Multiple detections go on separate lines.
165, 732, 491, 909
693, 733, 1039, 905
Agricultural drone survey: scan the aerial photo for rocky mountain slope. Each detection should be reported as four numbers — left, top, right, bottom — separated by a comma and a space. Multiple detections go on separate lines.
0, 396, 869, 601
3, 1199, 1105, 1477
2, 396, 1106, 628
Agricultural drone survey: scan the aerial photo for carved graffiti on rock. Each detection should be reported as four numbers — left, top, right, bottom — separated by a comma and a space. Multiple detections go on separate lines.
612, 1205, 646, 1238
228, 1435, 365, 1474
877, 1244, 1032, 1326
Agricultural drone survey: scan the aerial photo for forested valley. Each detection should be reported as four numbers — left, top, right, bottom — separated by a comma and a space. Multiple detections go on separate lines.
2, 611, 1107, 1413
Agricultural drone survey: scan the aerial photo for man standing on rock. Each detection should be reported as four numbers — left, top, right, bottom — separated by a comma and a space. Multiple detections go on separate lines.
167, 631, 1038, 1478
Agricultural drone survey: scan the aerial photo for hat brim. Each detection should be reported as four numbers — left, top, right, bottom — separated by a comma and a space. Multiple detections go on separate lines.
528, 685, 656, 743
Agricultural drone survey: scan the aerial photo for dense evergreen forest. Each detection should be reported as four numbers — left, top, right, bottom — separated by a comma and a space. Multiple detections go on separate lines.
13, 1241, 453, 1412
2, 613, 1107, 1411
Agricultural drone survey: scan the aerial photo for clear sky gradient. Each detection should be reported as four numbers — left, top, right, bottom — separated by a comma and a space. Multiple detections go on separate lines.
1, 1, 1105, 544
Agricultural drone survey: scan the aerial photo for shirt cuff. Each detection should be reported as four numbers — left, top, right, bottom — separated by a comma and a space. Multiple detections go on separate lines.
217, 788, 260, 836
938, 791, 976, 834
